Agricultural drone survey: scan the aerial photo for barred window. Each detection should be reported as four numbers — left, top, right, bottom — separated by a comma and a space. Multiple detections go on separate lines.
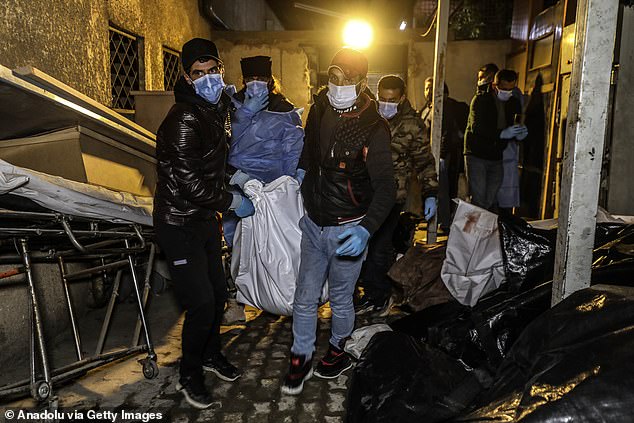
163, 47, 181, 91
109, 26, 142, 112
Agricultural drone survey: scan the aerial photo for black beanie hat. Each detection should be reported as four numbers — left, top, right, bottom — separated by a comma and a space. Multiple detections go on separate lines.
240, 56, 272, 78
181, 38, 222, 72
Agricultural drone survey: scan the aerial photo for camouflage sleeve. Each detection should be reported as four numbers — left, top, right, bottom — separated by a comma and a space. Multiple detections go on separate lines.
409, 116, 438, 199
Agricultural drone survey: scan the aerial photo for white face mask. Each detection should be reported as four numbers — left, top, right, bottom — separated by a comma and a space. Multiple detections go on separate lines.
327, 82, 359, 110
193, 73, 225, 104
378, 101, 399, 120
496, 89, 513, 102
246, 80, 269, 98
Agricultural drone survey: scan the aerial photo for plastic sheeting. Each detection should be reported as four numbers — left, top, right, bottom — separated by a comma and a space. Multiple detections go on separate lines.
232, 176, 327, 316
500, 215, 631, 292
224, 105, 304, 246
228, 107, 304, 184
497, 141, 520, 208
499, 215, 557, 292
349, 226, 634, 422
454, 285, 634, 422
0, 159, 153, 225
387, 243, 455, 312
346, 331, 489, 423
344, 324, 392, 360
441, 200, 506, 306
390, 282, 552, 372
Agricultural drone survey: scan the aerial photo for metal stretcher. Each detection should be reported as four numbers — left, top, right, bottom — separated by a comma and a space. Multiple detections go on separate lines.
0, 203, 158, 407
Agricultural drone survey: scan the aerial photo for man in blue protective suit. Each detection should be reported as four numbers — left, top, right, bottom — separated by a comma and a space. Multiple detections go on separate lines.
222, 55, 304, 246
153, 38, 255, 409
281, 48, 396, 395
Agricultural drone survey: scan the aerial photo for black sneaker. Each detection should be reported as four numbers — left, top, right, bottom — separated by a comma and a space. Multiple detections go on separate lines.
314, 344, 353, 379
281, 353, 313, 395
203, 353, 242, 382
176, 376, 214, 409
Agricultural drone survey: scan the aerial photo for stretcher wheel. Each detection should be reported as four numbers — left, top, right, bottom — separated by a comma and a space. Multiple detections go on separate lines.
33, 380, 50, 401
142, 359, 159, 379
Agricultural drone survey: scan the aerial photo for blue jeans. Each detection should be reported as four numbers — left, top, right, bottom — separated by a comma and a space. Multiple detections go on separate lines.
291, 215, 367, 358
465, 155, 503, 211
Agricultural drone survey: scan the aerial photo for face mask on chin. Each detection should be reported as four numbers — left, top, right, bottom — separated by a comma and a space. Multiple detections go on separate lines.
327, 81, 360, 110
496, 88, 513, 102
193, 73, 225, 104
378, 101, 399, 120
246, 80, 269, 98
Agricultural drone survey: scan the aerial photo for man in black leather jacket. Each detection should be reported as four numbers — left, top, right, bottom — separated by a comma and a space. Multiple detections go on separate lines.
153, 38, 255, 409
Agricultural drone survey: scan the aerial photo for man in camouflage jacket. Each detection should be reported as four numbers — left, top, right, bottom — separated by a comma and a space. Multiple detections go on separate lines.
356, 75, 438, 314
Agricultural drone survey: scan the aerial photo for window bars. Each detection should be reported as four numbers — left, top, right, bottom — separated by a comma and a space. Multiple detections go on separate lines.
163, 47, 181, 91
109, 27, 141, 112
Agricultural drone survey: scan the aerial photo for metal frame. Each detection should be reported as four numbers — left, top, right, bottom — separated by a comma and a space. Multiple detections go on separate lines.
552, 0, 620, 304
0, 208, 158, 406
162, 47, 181, 91
427, 0, 450, 244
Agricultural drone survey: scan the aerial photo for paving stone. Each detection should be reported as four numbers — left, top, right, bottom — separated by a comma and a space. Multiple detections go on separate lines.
260, 378, 278, 389
253, 402, 271, 414
222, 412, 244, 423
10, 292, 382, 422
328, 374, 349, 390
327, 392, 346, 413
276, 395, 298, 412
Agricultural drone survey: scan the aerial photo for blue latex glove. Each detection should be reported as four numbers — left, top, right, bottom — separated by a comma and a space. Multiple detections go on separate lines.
500, 125, 523, 140
233, 195, 255, 218
295, 168, 306, 185
516, 125, 528, 141
243, 90, 269, 114
424, 197, 437, 221
229, 169, 252, 190
336, 225, 370, 257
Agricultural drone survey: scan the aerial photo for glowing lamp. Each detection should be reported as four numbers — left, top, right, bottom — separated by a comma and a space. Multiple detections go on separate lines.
342, 19, 373, 50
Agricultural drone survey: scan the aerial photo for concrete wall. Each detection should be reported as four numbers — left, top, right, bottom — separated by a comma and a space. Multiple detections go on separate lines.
212, 0, 284, 31
214, 31, 511, 118
607, 6, 634, 215
407, 40, 512, 109
0, 0, 213, 105
215, 40, 311, 113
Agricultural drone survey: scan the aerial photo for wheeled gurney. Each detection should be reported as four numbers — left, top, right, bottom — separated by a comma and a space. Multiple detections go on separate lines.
0, 161, 158, 406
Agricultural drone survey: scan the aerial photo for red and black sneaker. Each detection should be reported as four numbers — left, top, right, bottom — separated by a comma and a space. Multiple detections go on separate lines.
314, 343, 353, 379
281, 353, 313, 395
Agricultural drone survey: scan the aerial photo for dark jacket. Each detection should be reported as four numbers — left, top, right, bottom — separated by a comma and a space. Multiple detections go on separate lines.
389, 98, 437, 203
464, 90, 522, 161
153, 77, 234, 226
298, 88, 396, 235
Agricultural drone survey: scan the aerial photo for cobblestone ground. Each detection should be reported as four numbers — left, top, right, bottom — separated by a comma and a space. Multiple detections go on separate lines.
163, 307, 364, 423
3, 293, 389, 423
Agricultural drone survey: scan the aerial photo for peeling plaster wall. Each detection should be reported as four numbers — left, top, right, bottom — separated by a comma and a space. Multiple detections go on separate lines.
0, 0, 213, 383
0, 0, 110, 104
215, 40, 311, 114
0, 0, 213, 106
